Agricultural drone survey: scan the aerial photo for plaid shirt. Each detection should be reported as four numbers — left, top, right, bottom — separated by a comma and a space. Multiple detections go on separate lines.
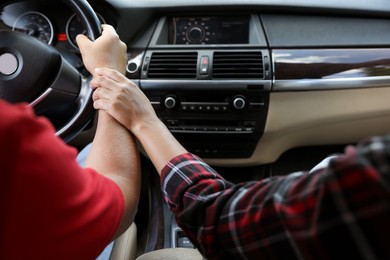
160, 135, 390, 260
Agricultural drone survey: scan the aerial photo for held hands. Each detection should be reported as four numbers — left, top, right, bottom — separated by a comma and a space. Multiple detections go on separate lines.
76, 24, 127, 75
77, 25, 160, 136
90, 68, 159, 134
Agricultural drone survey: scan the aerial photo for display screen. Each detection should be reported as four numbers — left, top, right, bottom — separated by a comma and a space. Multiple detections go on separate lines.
168, 16, 249, 45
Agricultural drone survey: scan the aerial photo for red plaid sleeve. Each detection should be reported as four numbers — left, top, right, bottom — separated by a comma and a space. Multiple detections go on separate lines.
160, 136, 390, 260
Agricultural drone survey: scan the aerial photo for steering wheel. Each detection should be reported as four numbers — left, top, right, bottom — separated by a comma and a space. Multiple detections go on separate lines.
0, 0, 101, 142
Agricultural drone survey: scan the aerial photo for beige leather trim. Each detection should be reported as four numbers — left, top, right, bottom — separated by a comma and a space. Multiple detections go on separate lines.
110, 223, 137, 260
136, 248, 203, 260
205, 86, 390, 166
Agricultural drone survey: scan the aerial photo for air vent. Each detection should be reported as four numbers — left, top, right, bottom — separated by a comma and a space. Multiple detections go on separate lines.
147, 52, 197, 79
213, 51, 264, 79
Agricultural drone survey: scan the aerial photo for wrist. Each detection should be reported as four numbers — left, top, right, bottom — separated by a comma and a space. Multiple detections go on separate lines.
98, 110, 119, 126
131, 117, 165, 138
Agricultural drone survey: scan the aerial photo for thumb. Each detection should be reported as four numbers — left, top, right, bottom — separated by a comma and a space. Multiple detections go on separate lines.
76, 34, 91, 50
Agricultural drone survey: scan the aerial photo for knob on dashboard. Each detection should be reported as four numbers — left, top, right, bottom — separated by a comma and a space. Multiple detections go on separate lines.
164, 96, 177, 109
186, 25, 205, 44
233, 96, 246, 110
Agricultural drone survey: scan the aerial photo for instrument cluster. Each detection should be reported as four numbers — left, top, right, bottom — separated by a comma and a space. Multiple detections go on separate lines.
1, 1, 113, 52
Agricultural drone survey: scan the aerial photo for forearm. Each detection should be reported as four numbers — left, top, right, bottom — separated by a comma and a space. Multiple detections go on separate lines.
88, 67, 186, 173
162, 146, 390, 259
133, 119, 187, 174
86, 110, 141, 238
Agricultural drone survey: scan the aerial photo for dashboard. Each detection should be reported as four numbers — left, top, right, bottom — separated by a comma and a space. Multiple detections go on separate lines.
130, 11, 390, 166
2, 0, 390, 168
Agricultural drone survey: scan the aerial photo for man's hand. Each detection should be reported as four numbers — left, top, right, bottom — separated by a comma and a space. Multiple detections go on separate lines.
76, 24, 127, 75
79, 25, 141, 239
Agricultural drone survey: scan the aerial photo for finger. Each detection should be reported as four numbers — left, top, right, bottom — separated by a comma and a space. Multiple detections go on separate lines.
75, 34, 91, 50
100, 24, 115, 35
90, 75, 106, 89
93, 98, 110, 111
95, 68, 140, 91
92, 88, 100, 102
90, 76, 100, 90
92, 86, 112, 101
90, 74, 116, 91
95, 67, 125, 83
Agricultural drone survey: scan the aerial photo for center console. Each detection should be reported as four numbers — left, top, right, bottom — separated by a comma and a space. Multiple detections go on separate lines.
129, 14, 272, 158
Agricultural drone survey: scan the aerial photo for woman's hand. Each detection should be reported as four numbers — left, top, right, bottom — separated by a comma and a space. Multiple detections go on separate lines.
90, 67, 159, 134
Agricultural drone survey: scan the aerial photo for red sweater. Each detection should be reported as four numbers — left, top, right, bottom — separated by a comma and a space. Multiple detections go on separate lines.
0, 100, 124, 259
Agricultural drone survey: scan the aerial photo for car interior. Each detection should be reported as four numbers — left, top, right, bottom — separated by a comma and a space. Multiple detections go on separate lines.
1, 0, 390, 259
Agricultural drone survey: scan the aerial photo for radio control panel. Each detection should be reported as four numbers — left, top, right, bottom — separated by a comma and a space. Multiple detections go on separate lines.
144, 88, 269, 158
